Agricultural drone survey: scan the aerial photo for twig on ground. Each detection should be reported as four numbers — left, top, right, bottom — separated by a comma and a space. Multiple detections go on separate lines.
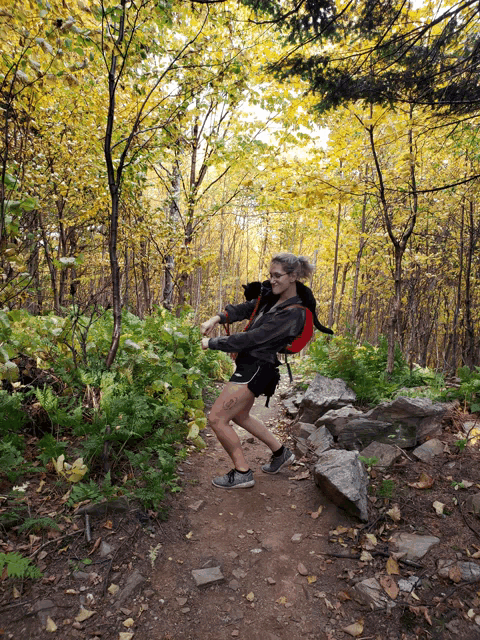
29, 529, 84, 558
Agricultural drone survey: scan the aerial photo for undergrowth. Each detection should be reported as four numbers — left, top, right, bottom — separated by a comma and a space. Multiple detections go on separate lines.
0, 306, 232, 525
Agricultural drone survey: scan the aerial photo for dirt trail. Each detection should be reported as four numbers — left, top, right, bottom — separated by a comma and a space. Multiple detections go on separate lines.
142, 393, 358, 640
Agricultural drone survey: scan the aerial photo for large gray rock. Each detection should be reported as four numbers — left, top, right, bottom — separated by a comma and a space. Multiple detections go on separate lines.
366, 396, 448, 423
298, 375, 356, 424
315, 405, 364, 437
417, 416, 444, 443
337, 417, 417, 450
313, 450, 368, 521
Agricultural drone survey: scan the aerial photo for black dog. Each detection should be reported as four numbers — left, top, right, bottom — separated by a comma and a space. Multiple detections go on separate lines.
242, 280, 333, 335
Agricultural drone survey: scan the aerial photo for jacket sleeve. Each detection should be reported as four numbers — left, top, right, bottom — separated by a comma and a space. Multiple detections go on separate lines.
209, 306, 305, 353
218, 300, 257, 325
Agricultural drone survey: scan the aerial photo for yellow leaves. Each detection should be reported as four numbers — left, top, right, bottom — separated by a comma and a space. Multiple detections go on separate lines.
342, 619, 364, 637
386, 556, 401, 575
379, 574, 399, 600
52, 455, 88, 483
75, 608, 96, 622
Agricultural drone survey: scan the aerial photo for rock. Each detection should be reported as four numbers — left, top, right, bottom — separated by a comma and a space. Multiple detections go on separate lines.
192, 566, 224, 587
417, 416, 443, 443
398, 576, 420, 592
437, 559, 480, 582
412, 439, 444, 463
291, 533, 303, 543
462, 420, 480, 436
313, 450, 368, 522
292, 437, 309, 458
298, 375, 356, 424
446, 619, 462, 634
316, 405, 364, 437
34, 599, 57, 625
359, 441, 401, 467
99, 541, 114, 557
366, 396, 448, 422
354, 577, 396, 610
75, 497, 129, 517
308, 426, 334, 455
188, 500, 205, 512
283, 398, 298, 417
390, 532, 440, 561
337, 417, 417, 450
114, 570, 145, 607
293, 422, 317, 439
465, 493, 480, 516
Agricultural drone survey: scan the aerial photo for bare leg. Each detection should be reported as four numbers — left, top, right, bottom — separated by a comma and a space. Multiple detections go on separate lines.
232, 397, 281, 452
208, 382, 257, 471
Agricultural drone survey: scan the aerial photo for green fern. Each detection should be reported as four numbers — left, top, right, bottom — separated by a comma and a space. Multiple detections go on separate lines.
18, 517, 60, 534
0, 552, 43, 580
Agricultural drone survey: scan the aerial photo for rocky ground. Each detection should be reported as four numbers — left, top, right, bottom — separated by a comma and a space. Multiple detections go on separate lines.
2, 376, 480, 640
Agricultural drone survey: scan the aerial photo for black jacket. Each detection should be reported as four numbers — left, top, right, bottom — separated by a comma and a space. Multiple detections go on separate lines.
208, 295, 305, 365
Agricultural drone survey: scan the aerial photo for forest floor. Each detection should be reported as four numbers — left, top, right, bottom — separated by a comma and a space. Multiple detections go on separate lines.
2, 377, 480, 640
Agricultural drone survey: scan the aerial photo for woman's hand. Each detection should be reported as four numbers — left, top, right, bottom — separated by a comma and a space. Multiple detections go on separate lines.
201, 338, 210, 350
200, 315, 220, 336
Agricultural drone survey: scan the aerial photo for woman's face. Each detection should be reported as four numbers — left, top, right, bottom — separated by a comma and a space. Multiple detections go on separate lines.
269, 261, 296, 296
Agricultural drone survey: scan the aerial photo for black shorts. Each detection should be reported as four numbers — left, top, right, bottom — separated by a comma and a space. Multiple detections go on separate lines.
229, 354, 280, 398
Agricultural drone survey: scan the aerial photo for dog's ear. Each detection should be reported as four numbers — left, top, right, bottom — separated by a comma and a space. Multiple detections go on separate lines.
242, 284, 247, 290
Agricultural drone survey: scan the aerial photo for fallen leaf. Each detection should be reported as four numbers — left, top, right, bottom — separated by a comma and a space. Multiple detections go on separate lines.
75, 608, 96, 622
12, 586, 20, 599
342, 620, 364, 637
432, 501, 445, 516
337, 590, 351, 601
185, 531, 193, 539
310, 506, 323, 519
119, 634, 134, 640
108, 584, 120, 595
45, 616, 57, 632
360, 551, 373, 562
307, 575, 317, 584
291, 470, 310, 481
386, 556, 401, 575
386, 504, 401, 522
408, 472, 434, 489
246, 592, 254, 602
36, 480, 46, 493
88, 536, 102, 555
103, 520, 113, 530
379, 574, 399, 600
276, 596, 287, 605
123, 618, 134, 628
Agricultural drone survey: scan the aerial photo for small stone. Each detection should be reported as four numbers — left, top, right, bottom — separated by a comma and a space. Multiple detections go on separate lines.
232, 569, 247, 580
188, 500, 204, 512
192, 566, 224, 587
291, 534, 302, 544
267, 577, 276, 585
181, 607, 190, 614
231, 631, 240, 637
297, 563, 308, 576
99, 541, 114, 557
176, 597, 188, 606
228, 580, 240, 591
355, 578, 396, 610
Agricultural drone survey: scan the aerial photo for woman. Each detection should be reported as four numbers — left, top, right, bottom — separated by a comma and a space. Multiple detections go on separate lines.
201, 252, 315, 489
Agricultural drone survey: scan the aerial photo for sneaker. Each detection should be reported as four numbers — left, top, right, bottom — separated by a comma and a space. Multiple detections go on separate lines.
262, 447, 295, 474
212, 469, 255, 489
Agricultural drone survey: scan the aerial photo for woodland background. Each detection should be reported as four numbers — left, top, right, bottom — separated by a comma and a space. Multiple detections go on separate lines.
2, 0, 480, 373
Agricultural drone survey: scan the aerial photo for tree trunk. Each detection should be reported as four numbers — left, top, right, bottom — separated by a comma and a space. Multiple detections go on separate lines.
329, 202, 342, 327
